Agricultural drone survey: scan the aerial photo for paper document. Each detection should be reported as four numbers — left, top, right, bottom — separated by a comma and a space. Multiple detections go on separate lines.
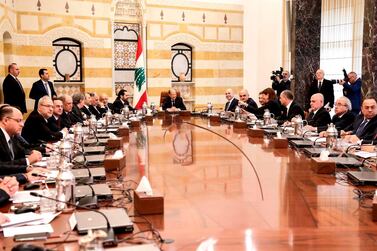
1, 212, 42, 229
354, 151, 376, 159
11, 190, 42, 203
3, 224, 53, 237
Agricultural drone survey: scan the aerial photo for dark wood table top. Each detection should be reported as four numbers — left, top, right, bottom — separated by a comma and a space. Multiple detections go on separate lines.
2, 116, 377, 250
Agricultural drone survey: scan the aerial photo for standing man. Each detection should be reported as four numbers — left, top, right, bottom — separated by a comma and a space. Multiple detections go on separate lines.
224, 89, 238, 112
29, 68, 57, 110
308, 69, 334, 110
339, 71, 362, 115
2, 63, 26, 114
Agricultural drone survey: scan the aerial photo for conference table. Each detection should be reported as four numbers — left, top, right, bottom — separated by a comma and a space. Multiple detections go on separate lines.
2, 115, 377, 250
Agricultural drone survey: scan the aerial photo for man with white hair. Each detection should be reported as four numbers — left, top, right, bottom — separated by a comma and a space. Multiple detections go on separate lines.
305, 93, 331, 130
308, 69, 334, 109
339, 71, 362, 115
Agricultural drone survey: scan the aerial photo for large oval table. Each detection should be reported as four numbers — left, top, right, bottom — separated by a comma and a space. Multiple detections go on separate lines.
2, 115, 377, 250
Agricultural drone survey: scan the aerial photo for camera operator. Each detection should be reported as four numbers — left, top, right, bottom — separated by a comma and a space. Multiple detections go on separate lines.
272, 70, 291, 97
338, 71, 362, 115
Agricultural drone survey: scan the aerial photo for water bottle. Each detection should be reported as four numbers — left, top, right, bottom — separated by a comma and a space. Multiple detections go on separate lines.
150, 102, 156, 114
142, 102, 148, 115
104, 110, 112, 127
293, 115, 303, 135
326, 123, 338, 149
89, 115, 97, 136
122, 106, 130, 119
56, 140, 75, 212
73, 123, 84, 152
207, 102, 213, 115
235, 106, 240, 121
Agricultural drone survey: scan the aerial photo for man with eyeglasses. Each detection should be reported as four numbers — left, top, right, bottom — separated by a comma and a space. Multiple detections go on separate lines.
304, 93, 331, 132
0, 105, 43, 180
237, 89, 258, 113
22, 96, 67, 145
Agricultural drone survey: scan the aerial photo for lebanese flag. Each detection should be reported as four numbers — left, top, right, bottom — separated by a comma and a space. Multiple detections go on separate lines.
133, 36, 148, 109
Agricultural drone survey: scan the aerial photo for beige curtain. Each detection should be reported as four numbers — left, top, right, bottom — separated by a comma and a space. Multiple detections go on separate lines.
320, 0, 364, 99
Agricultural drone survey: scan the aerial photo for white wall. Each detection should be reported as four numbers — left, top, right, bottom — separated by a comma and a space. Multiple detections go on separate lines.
243, 0, 284, 101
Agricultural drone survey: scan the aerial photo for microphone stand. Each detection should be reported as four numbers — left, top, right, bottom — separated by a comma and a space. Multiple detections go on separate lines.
30, 192, 117, 247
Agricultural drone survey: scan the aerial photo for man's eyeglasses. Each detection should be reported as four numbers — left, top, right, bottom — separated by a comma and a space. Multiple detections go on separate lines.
240, 95, 247, 97
335, 103, 346, 107
41, 104, 54, 108
7, 117, 23, 123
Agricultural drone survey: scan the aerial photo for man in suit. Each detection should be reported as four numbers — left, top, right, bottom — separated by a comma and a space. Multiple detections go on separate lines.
29, 68, 57, 110
89, 93, 101, 120
304, 93, 331, 131
342, 94, 377, 143
81, 93, 93, 117
60, 95, 81, 128
279, 90, 304, 123
98, 93, 113, 115
318, 96, 355, 133
0, 176, 18, 206
47, 98, 64, 132
72, 93, 85, 122
22, 96, 67, 145
2, 63, 27, 113
307, 69, 334, 110
224, 89, 238, 112
112, 89, 134, 114
339, 71, 362, 115
0, 105, 42, 173
162, 88, 186, 111
238, 89, 258, 114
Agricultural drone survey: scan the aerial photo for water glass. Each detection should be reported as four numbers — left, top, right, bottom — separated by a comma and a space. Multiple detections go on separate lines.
39, 190, 56, 213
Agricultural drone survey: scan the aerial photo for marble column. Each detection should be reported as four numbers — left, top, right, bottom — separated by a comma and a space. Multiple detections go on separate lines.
291, 0, 322, 108
362, 0, 377, 94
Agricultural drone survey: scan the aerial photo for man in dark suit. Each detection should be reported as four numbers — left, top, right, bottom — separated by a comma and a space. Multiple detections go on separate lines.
162, 88, 186, 111
339, 71, 362, 115
224, 88, 238, 112
47, 98, 64, 132
342, 94, 377, 143
0, 105, 42, 173
113, 89, 134, 114
81, 93, 93, 117
98, 93, 113, 115
2, 63, 27, 113
279, 90, 304, 123
60, 95, 81, 128
29, 68, 57, 110
22, 96, 67, 145
307, 69, 334, 110
304, 93, 331, 130
72, 93, 85, 122
272, 70, 291, 98
238, 89, 258, 113
89, 93, 101, 120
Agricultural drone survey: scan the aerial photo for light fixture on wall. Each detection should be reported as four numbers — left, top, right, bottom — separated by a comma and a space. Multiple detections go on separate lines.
37, 0, 41, 11
224, 14, 227, 24
65, 2, 69, 13
91, 4, 95, 15
182, 12, 185, 21
160, 10, 164, 20
202, 13, 206, 23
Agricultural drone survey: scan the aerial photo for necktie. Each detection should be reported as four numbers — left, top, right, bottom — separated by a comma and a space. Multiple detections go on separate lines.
318, 81, 322, 90
355, 119, 368, 138
225, 102, 229, 111
44, 82, 51, 97
172, 100, 175, 107
8, 139, 14, 160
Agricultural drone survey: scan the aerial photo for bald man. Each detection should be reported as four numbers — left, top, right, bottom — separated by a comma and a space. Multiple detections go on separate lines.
308, 69, 334, 110
238, 89, 258, 113
162, 88, 186, 111
305, 93, 331, 130
224, 89, 238, 112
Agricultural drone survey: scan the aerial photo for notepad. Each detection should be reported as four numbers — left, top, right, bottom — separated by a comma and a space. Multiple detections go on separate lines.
3, 224, 53, 237
0, 212, 42, 229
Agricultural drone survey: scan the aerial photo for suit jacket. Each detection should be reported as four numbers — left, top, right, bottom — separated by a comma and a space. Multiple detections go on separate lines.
22, 111, 63, 144
162, 96, 186, 111
0, 129, 28, 173
351, 114, 377, 141
251, 100, 282, 119
60, 111, 76, 129
98, 103, 113, 115
47, 115, 62, 132
317, 111, 355, 132
112, 97, 134, 114
241, 98, 258, 114
29, 80, 57, 110
308, 78, 334, 109
2, 74, 27, 113
89, 105, 101, 120
81, 106, 92, 117
272, 79, 291, 97
280, 101, 305, 122
224, 98, 239, 112
72, 105, 84, 123
306, 107, 331, 128
342, 78, 362, 115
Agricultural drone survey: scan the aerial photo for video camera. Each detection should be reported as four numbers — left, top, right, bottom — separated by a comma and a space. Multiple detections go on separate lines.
270, 67, 284, 81
330, 68, 349, 84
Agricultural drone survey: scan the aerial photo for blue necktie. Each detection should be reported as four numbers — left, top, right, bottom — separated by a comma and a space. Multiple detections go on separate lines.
355, 119, 368, 138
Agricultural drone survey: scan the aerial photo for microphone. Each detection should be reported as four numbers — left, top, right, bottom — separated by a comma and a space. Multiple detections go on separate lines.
30, 192, 117, 247
76, 183, 98, 209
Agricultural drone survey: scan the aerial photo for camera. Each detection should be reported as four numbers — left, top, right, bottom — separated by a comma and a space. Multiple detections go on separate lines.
270, 67, 284, 81
330, 68, 349, 84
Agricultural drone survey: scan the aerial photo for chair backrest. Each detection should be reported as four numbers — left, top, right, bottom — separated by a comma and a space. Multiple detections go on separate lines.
160, 91, 181, 107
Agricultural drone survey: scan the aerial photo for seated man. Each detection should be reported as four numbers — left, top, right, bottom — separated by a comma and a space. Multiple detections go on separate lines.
22, 96, 67, 144
162, 88, 186, 111
72, 93, 85, 122
47, 98, 64, 132
304, 93, 331, 131
98, 93, 113, 115
238, 89, 258, 113
318, 96, 355, 133
0, 105, 42, 173
224, 89, 238, 112
113, 89, 134, 114
60, 95, 81, 128
248, 88, 282, 119
342, 94, 377, 143
89, 92, 101, 120
81, 92, 93, 118
279, 90, 305, 123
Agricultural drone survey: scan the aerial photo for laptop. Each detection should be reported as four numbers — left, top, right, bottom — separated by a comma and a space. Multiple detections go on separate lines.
347, 171, 377, 185
71, 167, 106, 181
75, 183, 113, 201
75, 208, 133, 234
83, 146, 106, 154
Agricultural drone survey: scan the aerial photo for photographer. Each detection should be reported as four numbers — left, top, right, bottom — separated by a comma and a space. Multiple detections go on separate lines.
272, 70, 291, 97
338, 71, 362, 115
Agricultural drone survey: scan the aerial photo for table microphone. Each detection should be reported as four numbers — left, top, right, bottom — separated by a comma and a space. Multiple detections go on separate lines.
29, 191, 117, 247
